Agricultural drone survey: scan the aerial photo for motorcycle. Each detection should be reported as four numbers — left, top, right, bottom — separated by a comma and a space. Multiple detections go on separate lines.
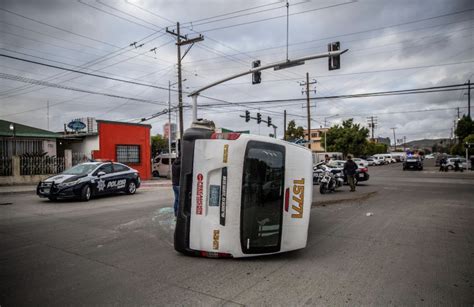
319, 166, 344, 194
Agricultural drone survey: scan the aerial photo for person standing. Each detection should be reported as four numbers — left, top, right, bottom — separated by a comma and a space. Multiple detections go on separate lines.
344, 155, 358, 192
324, 154, 330, 164
172, 156, 181, 217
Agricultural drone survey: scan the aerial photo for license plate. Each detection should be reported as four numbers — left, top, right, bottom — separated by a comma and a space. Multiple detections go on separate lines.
209, 185, 220, 207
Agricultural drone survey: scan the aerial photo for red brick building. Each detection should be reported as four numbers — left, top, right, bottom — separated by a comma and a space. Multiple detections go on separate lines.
92, 120, 151, 179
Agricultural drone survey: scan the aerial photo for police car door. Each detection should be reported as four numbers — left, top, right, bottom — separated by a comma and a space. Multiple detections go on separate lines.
93, 163, 116, 195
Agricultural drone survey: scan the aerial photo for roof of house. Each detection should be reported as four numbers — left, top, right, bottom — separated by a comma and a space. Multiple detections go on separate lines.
0, 119, 60, 139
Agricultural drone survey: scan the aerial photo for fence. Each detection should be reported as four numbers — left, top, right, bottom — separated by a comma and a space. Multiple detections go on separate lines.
72, 152, 90, 166
20, 156, 65, 175
0, 157, 12, 176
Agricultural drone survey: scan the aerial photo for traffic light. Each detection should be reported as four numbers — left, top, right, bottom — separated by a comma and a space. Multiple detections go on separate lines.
328, 41, 340, 71
257, 112, 262, 124
252, 60, 261, 84
267, 116, 272, 127
245, 110, 250, 122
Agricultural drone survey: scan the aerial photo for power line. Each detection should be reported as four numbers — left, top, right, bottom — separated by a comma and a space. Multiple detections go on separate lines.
0, 35, 172, 98
196, 0, 357, 33
197, 83, 468, 107
0, 53, 176, 93
0, 72, 167, 106
184, 9, 473, 64
182, 1, 282, 25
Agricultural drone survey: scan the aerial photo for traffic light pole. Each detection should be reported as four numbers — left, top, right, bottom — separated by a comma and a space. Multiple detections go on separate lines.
188, 49, 348, 123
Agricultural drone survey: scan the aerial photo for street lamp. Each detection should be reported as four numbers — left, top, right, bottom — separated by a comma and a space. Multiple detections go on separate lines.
9, 123, 16, 156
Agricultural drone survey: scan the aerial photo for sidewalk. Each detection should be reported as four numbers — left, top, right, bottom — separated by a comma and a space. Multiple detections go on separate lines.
0, 179, 172, 195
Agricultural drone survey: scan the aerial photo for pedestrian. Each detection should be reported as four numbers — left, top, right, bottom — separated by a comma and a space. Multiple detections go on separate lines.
172, 156, 181, 217
344, 155, 358, 192
324, 154, 330, 164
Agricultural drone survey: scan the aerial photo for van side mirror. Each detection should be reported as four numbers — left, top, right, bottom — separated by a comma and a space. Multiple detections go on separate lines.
97, 171, 106, 177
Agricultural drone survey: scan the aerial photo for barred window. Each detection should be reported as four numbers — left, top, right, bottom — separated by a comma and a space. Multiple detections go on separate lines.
116, 145, 140, 164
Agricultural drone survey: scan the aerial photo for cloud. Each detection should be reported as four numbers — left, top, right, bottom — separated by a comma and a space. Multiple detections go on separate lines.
0, 0, 472, 142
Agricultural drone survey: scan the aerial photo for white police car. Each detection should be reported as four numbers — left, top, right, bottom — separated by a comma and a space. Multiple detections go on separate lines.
37, 161, 141, 201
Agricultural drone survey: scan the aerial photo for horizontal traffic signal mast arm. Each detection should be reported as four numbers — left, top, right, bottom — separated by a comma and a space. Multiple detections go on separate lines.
188, 49, 348, 97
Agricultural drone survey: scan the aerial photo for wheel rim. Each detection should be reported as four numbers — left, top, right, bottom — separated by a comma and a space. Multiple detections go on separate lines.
129, 182, 136, 193
86, 186, 91, 199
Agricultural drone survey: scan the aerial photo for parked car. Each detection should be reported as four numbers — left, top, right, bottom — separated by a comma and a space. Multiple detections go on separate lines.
446, 158, 467, 170
353, 158, 369, 167
425, 154, 435, 159
372, 154, 388, 165
37, 161, 140, 201
152, 153, 177, 177
403, 156, 423, 171
366, 157, 377, 166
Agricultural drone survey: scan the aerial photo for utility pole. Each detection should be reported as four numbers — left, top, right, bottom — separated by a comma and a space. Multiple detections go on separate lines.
391, 127, 397, 151
46, 100, 50, 130
283, 110, 287, 141
467, 79, 471, 118
168, 80, 173, 179
367, 116, 377, 141
166, 22, 204, 142
457, 107, 460, 119
299, 73, 317, 149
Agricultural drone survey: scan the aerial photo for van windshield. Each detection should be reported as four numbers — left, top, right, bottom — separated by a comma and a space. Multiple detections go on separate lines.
241, 141, 285, 254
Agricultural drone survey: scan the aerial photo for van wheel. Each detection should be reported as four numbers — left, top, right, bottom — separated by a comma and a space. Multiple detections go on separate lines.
126, 180, 137, 195
81, 185, 91, 201
152, 170, 159, 177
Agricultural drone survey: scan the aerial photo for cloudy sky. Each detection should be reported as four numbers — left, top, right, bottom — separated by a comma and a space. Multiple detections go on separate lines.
0, 0, 472, 143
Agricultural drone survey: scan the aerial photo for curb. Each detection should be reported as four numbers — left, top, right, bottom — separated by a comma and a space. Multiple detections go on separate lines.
0, 188, 36, 195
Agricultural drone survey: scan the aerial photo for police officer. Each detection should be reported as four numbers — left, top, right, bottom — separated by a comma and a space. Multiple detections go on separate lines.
344, 155, 358, 192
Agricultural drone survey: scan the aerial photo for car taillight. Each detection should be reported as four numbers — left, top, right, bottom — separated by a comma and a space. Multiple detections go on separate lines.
360, 167, 368, 172
211, 132, 241, 140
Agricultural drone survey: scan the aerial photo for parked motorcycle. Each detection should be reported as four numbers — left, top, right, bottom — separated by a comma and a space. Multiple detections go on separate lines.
319, 166, 344, 194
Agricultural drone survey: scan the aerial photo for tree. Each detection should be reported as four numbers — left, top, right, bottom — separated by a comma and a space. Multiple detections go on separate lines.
455, 115, 473, 141
151, 134, 168, 156
364, 142, 388, 156
322, 119, 369, 157
463, 134, 474, 156
285, 120, 305, 141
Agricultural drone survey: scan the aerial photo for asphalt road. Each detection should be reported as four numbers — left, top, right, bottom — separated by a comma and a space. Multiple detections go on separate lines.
1, 161, 473, 306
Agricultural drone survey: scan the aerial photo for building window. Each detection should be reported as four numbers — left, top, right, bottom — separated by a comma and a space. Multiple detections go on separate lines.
116, 145, 140, 164
311, 133, 318, 138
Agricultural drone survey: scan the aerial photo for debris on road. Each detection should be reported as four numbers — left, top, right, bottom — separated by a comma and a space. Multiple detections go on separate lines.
366, 212, 374, 216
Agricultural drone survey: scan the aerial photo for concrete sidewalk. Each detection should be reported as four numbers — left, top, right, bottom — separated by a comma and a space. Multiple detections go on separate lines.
0, 179, 172, 195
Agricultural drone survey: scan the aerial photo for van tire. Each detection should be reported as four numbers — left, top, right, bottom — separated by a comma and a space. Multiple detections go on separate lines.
152, 170, 160, 177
